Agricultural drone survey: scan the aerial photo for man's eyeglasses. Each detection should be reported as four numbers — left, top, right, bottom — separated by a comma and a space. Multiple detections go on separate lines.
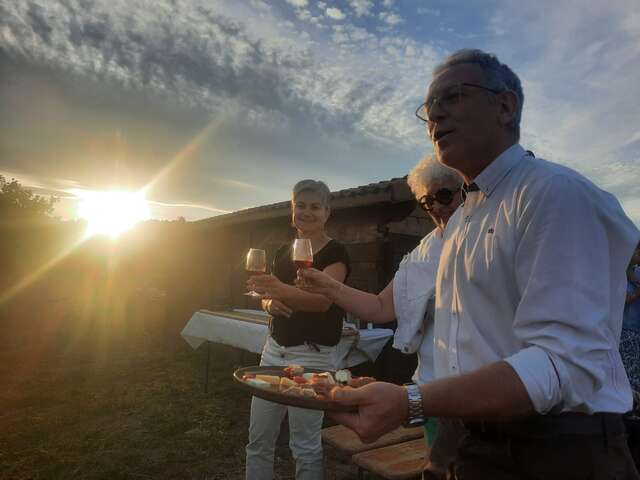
417, 187, 461, 212
415, 82, 503, 123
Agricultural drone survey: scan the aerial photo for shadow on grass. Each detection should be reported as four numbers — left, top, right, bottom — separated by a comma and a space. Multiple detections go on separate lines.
0, 326, 356, 479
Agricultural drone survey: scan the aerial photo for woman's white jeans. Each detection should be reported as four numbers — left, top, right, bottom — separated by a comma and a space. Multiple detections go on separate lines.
245, 336, 336, 480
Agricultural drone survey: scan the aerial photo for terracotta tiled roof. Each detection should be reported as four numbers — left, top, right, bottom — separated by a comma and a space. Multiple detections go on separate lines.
194, 177, 412, 228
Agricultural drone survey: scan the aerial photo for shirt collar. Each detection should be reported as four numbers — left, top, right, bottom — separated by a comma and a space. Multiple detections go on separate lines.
471, 143, 527, 198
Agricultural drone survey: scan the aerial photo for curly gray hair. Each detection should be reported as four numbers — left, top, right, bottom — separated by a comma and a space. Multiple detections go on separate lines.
407, 154, 462, 198
433, 49, 524, 140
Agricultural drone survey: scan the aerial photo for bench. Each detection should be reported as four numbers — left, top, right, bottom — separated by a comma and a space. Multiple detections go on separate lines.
322, 424, 423, 456
322, 425, 425, 479
351, 438, 427, 480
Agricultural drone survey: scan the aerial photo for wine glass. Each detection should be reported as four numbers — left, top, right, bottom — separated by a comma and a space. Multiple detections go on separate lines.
292, 239, 313, 285
245, 248, 266, 297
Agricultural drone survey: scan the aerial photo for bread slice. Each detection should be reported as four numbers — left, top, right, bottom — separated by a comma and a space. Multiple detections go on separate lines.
255, 374, 281, 385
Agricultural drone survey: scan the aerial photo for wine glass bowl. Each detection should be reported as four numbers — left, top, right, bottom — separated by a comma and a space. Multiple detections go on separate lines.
245, 248, 266, 297
292, 239, 313, 285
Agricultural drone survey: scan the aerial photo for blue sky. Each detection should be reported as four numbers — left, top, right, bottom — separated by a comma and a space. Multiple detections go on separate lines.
1, 0, 639, 225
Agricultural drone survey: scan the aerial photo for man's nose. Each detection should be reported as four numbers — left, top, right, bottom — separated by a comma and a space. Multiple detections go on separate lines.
428, 99, 447, 122
426, 114, 445, 142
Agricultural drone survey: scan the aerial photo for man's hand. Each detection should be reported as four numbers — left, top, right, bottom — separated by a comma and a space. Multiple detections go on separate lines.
262, 298, 293, 318
328, 382, 409, 444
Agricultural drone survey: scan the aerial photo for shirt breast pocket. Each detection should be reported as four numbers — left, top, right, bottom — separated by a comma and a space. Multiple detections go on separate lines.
479, 219, 514, 280
484, 223, 497, 265
463, 219, 502, 282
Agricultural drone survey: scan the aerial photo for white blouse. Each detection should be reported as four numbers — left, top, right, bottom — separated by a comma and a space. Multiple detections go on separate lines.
393, 227, 443, 383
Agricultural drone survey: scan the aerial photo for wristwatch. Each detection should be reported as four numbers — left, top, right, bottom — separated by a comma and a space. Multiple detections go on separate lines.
403, 383, 426, 428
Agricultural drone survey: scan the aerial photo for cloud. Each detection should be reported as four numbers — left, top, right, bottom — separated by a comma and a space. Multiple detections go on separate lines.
379, 11, 404, 26
382, 0, 395, 7
326, 7, 346, 21
2, 2, 313, 124
348, 0, 374, 17
293, 7, 325, 27
331, 24, 374, 45
624, 131, 640, 147
147, 199, 231, 215
249, 0, 271, 11
285, 0, 308, 7
2, 0, 637, 226
0, 170, 77, 196
0, 0, 445, 220
417, 7, 440, 16
485, 0, 640, 225
0, 0, 441, 156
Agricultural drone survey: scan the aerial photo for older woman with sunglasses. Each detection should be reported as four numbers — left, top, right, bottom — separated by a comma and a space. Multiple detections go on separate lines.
299, 154, 463, 479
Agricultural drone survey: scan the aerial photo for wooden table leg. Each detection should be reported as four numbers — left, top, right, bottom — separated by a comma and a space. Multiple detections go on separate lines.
204, 341, 211, 393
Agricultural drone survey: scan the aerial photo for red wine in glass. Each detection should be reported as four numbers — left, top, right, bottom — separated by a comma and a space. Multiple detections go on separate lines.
292, 239, 313, 286
294, 259, 313, 269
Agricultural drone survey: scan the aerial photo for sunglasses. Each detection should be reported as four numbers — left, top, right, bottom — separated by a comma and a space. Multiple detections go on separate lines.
417, 187, 461, 212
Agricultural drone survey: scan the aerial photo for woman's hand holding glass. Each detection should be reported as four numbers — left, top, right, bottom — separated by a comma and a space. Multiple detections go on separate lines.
247, 273, 288, 300
296, 268, 342, 300
262, 298, 293, 318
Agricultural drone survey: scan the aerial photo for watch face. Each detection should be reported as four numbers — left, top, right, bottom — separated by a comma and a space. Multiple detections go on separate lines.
404, 384, 425, 427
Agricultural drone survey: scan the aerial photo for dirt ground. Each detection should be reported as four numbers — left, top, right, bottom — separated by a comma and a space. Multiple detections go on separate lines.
0, 329, 361, 480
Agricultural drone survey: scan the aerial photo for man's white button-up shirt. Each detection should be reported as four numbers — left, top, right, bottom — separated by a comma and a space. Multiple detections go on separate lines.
434, 144, 640, 414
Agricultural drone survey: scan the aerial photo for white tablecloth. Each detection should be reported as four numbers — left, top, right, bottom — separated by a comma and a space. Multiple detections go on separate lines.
181, 309, 393, 369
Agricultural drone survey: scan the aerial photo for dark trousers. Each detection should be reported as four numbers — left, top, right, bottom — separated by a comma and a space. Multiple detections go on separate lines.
423, 419, 467, 480
445, 413, 640, 480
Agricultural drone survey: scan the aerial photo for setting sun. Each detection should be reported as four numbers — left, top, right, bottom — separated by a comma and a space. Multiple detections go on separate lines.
75, 190, 151, 238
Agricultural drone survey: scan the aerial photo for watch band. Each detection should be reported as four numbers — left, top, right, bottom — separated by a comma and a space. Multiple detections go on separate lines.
403, 383, 426, 427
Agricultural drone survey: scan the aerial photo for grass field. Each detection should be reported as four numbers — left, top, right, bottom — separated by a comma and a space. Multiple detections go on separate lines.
0, 326, 357, 480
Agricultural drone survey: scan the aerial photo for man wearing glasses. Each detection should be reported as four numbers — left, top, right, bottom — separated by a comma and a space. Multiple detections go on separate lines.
330, 49, 640, 479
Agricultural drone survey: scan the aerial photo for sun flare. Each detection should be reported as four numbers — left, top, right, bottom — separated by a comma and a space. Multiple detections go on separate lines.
74, 190, 151, 238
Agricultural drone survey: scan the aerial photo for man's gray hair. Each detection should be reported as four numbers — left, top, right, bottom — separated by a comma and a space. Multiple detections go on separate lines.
407, 154, 462, 198
292, 179, 331, 206
434, 49, 524, 140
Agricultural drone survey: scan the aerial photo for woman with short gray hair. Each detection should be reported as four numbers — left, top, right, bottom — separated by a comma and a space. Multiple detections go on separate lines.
245, 179, 350, 480
300, 155, 464, 479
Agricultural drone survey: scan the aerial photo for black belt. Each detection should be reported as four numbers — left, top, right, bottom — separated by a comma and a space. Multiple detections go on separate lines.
464, 412, 626, 439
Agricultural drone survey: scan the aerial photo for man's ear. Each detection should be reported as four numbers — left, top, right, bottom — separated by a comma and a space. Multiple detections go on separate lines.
497, 90, 518, 129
